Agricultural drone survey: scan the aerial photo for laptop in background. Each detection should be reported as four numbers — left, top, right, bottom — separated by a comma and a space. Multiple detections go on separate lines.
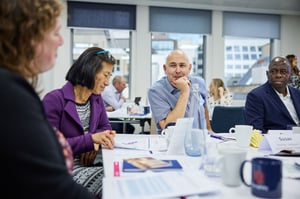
134, 97, 141, 105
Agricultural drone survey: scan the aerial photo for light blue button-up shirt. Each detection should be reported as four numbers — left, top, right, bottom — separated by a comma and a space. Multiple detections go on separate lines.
148, 75, 207, 133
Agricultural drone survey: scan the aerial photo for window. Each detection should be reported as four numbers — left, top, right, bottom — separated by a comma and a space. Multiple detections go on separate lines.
227, 54, 233, 60
68, 1, 136, 98
224, 37, 270, 86
243, 54, 249, 60
149, 7, 211, 85
71, 29, 131, 98
223, 11, 279, 90
151, 33, 205, 85
250, 46, 256, 52
236, 65, 242, 69
242, 46, 248, 52
235, 54, 241, 60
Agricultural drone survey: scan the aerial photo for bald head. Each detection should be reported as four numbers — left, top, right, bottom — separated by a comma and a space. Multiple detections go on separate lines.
268, 56, 291, 71
267, 56, 291, 94
112, 75, 127, 93
166, 50, 190, 64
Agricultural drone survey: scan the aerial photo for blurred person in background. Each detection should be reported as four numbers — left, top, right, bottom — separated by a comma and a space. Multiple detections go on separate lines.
102, 75, 135, 134
206, 78, 232, 120
286, 54, 300, 89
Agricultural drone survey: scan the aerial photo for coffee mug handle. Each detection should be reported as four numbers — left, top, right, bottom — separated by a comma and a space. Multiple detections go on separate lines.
229, 127, 235, 134
240, 160, 251, 187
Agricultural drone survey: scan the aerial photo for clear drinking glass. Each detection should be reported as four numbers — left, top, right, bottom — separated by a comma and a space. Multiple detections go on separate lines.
184, 128, 206, 157
201, 142, 221, 177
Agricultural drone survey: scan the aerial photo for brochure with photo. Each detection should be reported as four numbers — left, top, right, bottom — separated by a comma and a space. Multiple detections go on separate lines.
123, 157, 182, 172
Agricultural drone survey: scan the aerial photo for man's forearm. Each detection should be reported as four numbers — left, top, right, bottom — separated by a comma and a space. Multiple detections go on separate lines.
159, 91, 189, 129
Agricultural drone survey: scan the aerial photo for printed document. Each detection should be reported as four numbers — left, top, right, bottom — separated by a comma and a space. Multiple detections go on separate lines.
103, 171, 218, 199
114, 134, 167, 151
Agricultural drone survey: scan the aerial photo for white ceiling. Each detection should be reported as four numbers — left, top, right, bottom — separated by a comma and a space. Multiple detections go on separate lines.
83, 0, 300, 15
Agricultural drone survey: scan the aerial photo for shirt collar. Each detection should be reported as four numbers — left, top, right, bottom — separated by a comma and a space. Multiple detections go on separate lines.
274, 86, 290, 98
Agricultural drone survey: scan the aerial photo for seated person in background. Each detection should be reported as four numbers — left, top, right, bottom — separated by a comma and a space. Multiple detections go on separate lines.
148, 49, 213, 134
286, 54, 300, 89
206, 78, 232, 120
102, 75, 135, 134
245, 56, 300, 134
43, 47, 116, 198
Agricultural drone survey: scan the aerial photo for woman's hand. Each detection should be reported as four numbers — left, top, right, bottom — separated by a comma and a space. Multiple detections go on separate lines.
92, 130, 116, 149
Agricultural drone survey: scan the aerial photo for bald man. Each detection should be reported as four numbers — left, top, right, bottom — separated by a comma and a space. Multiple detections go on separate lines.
102, 75, 135, 134
148, 50, 212, 134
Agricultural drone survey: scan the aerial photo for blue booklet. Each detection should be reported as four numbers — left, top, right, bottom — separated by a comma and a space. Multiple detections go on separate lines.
122, 157, 183, 172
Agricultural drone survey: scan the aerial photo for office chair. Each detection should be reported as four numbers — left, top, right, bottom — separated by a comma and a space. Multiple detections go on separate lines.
211, 106, 245, 133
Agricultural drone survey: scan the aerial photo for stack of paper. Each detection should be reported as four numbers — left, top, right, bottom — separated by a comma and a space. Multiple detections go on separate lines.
103, 171, 218, 199
114, 134, 167, 151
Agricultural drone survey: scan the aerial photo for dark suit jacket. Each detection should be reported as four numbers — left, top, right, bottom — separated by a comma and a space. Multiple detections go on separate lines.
245, 82, 300, 133
0, 68, 94, 198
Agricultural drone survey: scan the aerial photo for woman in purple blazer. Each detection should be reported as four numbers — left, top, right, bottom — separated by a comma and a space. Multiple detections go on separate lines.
245, 56, 300, 134
43, 47, 116, 198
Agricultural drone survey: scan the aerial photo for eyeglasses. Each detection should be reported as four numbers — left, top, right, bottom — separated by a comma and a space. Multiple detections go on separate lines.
96, 50, 109, 55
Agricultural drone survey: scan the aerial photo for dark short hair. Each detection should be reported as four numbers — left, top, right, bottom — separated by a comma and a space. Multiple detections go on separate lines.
269, 56, 290, 70
66, 47, 115, 89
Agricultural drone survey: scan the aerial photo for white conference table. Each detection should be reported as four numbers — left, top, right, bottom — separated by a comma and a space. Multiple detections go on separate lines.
102, 134, 300, 199
106, 106, 152, 133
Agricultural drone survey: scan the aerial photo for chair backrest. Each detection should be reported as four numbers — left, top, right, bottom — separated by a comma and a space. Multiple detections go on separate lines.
150, 114, 158, 134
211, 106, 245, 133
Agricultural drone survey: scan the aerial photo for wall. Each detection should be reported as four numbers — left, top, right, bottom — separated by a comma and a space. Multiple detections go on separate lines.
281, 15, 300, 56
41, 1, 300, 103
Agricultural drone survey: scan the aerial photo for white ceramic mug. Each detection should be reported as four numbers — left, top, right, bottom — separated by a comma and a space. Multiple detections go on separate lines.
161, 126, 175, 145
292, 126, 300, 134
219, 147, 247, 186
229, 125, 253, 148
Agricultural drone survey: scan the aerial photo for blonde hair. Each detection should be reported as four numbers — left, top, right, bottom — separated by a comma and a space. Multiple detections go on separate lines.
211, 78, 225, 89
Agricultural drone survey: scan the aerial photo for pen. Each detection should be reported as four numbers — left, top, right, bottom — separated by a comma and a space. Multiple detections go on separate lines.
210, 134, 224, 140
210, 134, 236, 141
122, 141, 138, 145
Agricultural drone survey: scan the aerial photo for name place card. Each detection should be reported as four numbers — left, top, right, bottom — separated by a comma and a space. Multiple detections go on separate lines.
259, 130, 300, 154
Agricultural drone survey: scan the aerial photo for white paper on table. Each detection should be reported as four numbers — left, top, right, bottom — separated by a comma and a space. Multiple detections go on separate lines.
114, 134, 167, 151
167, 118, 194, 155
283, 161, 300, 179
102, 171, 219, 199
258, 130, 300, 154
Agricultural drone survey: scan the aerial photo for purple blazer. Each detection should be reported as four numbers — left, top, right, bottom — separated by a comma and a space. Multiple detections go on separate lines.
42, 82, 111, 156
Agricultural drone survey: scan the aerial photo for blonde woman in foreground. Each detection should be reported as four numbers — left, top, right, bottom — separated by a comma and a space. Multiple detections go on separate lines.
0, 0, 95, 198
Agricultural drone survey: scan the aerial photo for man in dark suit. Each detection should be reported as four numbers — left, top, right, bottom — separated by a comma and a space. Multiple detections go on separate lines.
245, 56, 300, 134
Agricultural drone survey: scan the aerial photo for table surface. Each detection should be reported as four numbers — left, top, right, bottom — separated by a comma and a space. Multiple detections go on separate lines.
102, 134, 300, 199
106, 107, 152, 119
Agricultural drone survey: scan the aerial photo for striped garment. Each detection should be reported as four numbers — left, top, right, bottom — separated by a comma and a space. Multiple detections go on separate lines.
73, 158, 103, 197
